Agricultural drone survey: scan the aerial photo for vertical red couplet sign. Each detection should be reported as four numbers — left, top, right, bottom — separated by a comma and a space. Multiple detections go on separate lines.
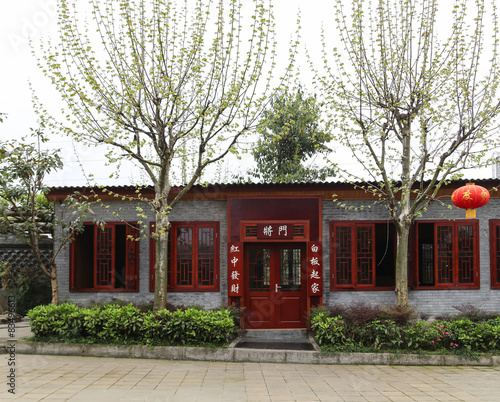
307, 241, 322, 296
228, 242, 243, 296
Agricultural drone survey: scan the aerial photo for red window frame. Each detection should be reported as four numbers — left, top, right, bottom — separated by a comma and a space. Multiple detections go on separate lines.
70, 222, 139, 292
149, 221, 219, 292
413, 220, 479, 289
330, 222, 377, 289
489, 220, 500, 289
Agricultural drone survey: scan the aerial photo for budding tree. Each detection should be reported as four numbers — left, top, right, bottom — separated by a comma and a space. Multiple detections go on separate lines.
315, 0, 500, 305
35, 0, 289, 311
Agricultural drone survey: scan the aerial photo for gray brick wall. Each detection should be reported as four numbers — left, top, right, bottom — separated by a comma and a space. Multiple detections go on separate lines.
55, 194, 500, 316
55, 199, 227, 309
322, 197, 500, 316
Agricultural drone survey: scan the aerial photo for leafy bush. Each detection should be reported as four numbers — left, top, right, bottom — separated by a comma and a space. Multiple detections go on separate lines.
361, 319, 404, 349
310, 312, 349, 348
403, 321, 440, 350
310, 303, 500, 354
28, 303, 238, 346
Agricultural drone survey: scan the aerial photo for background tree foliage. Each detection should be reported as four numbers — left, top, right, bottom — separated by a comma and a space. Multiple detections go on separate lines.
315, 0, 500, 306
0, 131, 93, 305
250, 87, 334, 183
34, 0, 291, 311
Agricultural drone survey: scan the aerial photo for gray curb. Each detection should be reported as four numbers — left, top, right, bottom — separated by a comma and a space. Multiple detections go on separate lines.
1, 340, 499, 366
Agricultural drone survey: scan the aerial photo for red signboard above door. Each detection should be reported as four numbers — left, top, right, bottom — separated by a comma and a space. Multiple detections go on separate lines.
256, 223, 293, 239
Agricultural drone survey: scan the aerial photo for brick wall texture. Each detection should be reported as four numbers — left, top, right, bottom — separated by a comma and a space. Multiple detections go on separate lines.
55, 196, 500, 316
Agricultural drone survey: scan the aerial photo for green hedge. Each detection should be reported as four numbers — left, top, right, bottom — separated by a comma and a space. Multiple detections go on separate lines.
310, 309, 500, 354
27, 303, 238, 346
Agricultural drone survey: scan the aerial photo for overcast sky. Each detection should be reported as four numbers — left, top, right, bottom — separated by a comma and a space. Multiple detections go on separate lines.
0, 0, 494, 187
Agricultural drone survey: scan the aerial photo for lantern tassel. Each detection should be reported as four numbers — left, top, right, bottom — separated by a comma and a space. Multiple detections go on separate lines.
466, 208, 476, 219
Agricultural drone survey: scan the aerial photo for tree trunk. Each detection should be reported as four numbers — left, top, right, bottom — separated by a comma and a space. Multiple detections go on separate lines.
30, 241, 59, 305
50, 265, 59, 305
394, 222, 410, 307
153, 212, 171, 312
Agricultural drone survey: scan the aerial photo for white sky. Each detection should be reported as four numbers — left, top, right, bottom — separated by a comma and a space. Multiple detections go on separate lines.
0, 0, 494, 187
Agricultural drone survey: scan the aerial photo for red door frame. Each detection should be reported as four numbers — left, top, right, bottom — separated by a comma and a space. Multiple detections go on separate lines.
243, 242, 307, 329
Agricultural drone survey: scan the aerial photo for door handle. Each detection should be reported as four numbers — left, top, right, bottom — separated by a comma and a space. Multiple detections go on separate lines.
275, 283, 281, 293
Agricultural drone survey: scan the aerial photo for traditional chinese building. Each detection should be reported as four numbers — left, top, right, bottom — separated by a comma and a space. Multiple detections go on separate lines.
47, 180, 500, 328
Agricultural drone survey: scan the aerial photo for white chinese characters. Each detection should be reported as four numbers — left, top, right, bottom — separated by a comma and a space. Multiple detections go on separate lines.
263, 225, 273, 236
229, 243, 242, 296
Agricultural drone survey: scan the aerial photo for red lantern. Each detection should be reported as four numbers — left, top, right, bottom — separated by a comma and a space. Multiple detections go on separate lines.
451, 183, 490, 218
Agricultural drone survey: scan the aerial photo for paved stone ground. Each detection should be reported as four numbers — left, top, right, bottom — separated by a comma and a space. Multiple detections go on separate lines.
2, 354, 500, 401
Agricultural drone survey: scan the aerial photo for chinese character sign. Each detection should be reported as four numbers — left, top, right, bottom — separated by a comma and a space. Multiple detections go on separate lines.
307, 241, 322, 296
228, 242, 243, 296
256, 223, 293, 239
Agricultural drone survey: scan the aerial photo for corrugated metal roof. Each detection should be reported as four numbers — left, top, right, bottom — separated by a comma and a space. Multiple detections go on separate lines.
47, 177, 500, 191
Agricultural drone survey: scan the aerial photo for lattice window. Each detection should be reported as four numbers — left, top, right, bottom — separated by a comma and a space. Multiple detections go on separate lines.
150, 221, 219, 291
293, 225, 305, 237
356, 226, 374, 285
457, 225, 474, 284
416, 220, 478, 288
245, 225, 257, 238
332, 223, 375, 287
496, 224, 500, 287
95, 226, 114, 287
198, 227, 215, 286
335, 226, 352, 285
176, 227, 193, 286
71, 222, 139, 292
437, 225, 453, 284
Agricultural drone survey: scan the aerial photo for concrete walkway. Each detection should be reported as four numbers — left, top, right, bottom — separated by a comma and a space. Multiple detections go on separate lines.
2, 353, 500, 401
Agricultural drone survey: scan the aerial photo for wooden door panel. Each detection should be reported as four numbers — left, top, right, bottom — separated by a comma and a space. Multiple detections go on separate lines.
245, 243, 306, 329
247, 296, 274, 328
277, 296, 302, 324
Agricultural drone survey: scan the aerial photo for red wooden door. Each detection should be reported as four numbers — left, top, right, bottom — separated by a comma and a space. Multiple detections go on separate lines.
244, 243, 306, 329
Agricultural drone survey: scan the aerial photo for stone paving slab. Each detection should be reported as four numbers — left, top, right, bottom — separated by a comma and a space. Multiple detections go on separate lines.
2, 354, 500, 401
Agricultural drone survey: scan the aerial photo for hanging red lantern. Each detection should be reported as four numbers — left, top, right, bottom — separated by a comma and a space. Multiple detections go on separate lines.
451, 183, 490, 218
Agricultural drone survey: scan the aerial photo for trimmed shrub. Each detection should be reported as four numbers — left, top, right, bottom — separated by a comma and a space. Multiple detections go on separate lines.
28, 303, 238, 346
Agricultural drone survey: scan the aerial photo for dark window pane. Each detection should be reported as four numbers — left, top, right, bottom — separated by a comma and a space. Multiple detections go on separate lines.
437, 225, 453, 284
198, 227, 214, 286
280, 248, 301, 291
96, 226, 113, 287
176, 227, 193, 286
356, 226, 373, 285
335, 226, 352, 285
457, 225, 474, 283
248, 248, 270, 291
